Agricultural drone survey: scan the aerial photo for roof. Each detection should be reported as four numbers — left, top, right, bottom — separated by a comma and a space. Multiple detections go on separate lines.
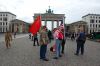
82, 14, 100, 18
70, 21, 87, 25
0, 12, 16, 16
11, 19, 30, 25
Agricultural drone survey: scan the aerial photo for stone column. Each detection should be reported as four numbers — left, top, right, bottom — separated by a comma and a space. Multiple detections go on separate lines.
45, 20, 47, 26
52, 21, 54, 30
63, 17, 65, 38
57, 20, 59, 27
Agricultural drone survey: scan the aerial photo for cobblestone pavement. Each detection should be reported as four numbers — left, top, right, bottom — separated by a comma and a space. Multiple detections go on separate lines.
0, 34, 28, 42
0, 35, 100, 66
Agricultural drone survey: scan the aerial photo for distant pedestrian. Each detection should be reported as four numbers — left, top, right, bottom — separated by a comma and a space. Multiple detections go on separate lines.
33, 33, 39, 46
14, 32, 16, 38
47, 30, 52, 43
37, 32, 40, 44
29, 33, 31, 39
39, 26, 49, 61
61, 38, 65, 54
60, 29, 65, 54
71, 33, 75, 40
75, 30, 86, 56
31, 34, 34, 41
5, 31, 12, 49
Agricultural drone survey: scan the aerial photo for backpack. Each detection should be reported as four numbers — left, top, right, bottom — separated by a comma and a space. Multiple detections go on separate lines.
78, 33, 86, 41
58, 32, 63, 40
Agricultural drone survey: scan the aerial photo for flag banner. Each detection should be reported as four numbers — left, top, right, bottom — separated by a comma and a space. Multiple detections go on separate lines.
29, 16, 41, 35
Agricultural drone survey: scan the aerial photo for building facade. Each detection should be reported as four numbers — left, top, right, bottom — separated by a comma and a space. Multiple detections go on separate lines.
0, 12, 16, 32
68, 21, 87, 34
82, 14, 100, 34
10, 19, 30, 33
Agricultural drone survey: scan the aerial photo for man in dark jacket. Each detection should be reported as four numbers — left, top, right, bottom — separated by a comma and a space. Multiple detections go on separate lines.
75, 30, 86, 56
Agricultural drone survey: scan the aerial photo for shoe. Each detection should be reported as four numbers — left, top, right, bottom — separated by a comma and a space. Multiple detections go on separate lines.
59, 55, 62, 57
74, 53, 79, 56
42, 58, 49, 61
40, 58, 42, 59
81, 53, 84, 55
62, 52, 64, 54
53, 57, 58, 59
33, 45, 36, 46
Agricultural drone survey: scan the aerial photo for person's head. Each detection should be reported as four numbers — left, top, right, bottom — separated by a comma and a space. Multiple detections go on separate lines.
53, 28, 57, 32
41, 26, 47, 31
80, 29, 84, 32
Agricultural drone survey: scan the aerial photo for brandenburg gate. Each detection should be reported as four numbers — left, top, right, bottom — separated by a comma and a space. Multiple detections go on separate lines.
33, 7, 65, 30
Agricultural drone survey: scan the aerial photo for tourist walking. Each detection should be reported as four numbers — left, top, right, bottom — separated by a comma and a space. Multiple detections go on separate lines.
5, 31, 12, 49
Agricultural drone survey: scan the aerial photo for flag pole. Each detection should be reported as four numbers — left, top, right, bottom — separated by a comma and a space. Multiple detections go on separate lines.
63, 16, 65, 39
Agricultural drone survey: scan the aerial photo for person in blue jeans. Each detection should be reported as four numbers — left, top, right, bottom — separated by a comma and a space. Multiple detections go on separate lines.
53, 27, 63, 59
75, 30, 86, 56
39, 26, 49, 61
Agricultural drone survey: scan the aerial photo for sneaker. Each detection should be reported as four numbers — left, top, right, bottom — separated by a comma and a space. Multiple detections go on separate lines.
42, 58, 49, 61
81, 53, 84, 55
59, 55, 62, 57
74, 53, 79, 56
53, 57, 58, 59
33, 45, 36, 46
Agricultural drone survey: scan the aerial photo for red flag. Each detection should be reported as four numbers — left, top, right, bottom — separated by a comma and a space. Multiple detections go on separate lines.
29, 16, 41, 35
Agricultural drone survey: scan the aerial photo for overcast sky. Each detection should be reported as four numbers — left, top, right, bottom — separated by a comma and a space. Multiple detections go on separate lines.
0, 0, 100, 24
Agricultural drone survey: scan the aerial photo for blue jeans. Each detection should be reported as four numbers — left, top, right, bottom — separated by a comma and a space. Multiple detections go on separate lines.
76, 41, 85, 54
40, 45, 47, 59
55, 39, 62, 57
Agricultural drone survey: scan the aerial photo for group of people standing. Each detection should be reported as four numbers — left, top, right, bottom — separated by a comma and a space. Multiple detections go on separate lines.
38, 25, 65, 61
38, 26, 86, 61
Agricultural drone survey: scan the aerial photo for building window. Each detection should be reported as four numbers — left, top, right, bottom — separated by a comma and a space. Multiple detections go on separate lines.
0, 14, 1, 16
90, 30, 91, 33
3, 17, 7, 21
93, 30, 94, 32
6, 22, 7, 25
96, 24, 97, 28
90, 19, 94, 23
3, 22, 4, 25
93, 24, 94, 27
99, 20, 100, 23
6, 27, 7, 31
0, 22, 2, 25
6, 14, 7, 16
99, 25, 100, 27
3, 28, 4, 32
96, 17, 97, 19
90, 24, 92, 27
90, 16, 92, 18
3, 14, 5, 16
96, 20, 97, 23
0, 18, 2, 21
